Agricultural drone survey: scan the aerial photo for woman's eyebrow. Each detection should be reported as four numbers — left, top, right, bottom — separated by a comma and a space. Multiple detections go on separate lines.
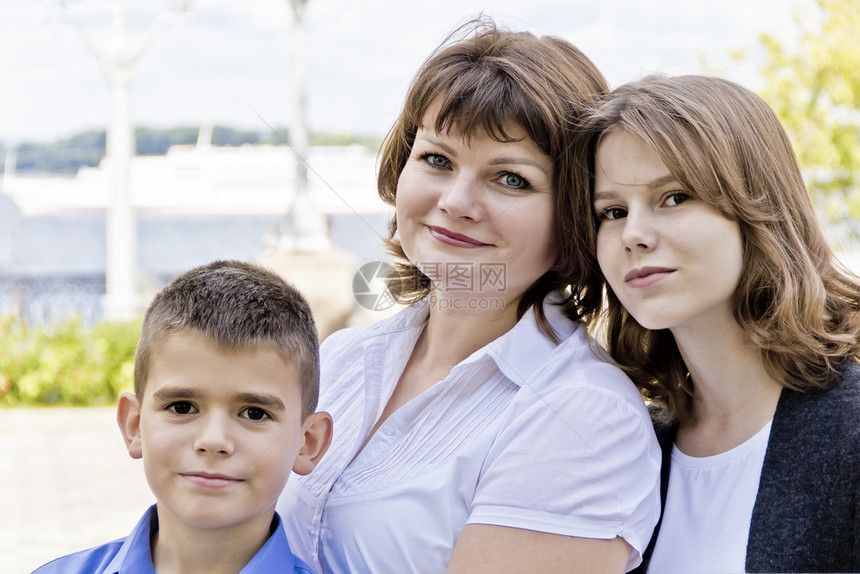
414, 133, 456, 156
489, 157, 548, 175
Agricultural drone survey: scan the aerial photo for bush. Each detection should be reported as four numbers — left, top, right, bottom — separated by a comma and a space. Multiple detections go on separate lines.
0, 315, 139, 407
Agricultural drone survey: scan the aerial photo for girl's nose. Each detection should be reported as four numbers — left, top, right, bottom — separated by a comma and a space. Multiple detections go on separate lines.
620, 208, 657, 252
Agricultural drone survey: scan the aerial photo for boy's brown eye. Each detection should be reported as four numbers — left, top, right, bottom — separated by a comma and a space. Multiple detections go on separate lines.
168, 401, 196, 415
241, 407, 269, 421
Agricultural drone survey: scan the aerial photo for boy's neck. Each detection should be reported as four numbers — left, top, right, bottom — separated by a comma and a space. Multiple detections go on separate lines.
151, 504, 276, 574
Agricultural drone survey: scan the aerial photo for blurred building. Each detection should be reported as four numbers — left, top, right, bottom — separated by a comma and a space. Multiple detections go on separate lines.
0, 142, 392, 325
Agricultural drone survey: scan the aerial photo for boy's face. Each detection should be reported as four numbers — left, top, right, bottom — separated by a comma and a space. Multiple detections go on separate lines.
117, 330, 328, 535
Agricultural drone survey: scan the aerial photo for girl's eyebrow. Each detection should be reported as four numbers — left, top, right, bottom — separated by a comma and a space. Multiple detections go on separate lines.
593, 174, 680, 201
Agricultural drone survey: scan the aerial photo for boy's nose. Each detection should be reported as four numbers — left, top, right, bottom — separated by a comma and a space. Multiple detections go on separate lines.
193, 413, 234, 455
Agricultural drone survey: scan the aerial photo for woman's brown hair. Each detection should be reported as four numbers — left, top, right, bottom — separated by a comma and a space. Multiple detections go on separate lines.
581, 75, 860, 423
377, 17, 609, 339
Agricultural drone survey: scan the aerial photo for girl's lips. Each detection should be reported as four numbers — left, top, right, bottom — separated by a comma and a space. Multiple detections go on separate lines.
427, 226, 488, 248
181, 473, 243, 490
624, 266, 675, 289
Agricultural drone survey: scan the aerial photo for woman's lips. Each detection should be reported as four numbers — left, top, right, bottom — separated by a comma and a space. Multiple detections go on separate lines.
427, 226, 488, 248
624, 266, 675, 289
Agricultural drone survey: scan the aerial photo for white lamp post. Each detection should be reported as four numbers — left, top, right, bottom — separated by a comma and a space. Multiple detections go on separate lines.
278, 0, 329, 252
66, 0, 186, 320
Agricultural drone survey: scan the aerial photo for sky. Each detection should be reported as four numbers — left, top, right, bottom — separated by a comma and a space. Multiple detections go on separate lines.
0, 0, 803, 146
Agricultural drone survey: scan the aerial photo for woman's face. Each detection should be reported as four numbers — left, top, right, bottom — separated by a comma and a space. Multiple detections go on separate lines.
593, 129, 744, 332
395, 100, 558, 308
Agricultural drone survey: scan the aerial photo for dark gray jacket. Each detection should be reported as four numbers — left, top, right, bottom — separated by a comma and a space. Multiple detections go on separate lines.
634, 360, 860, 573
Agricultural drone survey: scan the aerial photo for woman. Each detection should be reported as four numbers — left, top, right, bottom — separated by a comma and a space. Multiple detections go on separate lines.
585, 74, 860, 573
277, 18, 661, 574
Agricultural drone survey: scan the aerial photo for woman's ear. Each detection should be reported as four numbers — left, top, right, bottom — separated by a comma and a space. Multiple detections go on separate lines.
117, 391, 143, 460
292, 411, 333, 476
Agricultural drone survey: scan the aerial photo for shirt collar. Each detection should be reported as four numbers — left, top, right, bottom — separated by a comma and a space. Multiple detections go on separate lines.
240, 513, 302, 573
105, 504, 157, 574
484, 292, 578, 386
105, 507, 302, 574
366, 292, 578, 387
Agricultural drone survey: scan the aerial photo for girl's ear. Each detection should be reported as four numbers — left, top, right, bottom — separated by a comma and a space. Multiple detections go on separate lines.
117, 391, 143, 460
292, 411, 333, 476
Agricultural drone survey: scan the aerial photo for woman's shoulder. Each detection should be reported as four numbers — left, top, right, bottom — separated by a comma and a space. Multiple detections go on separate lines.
774, 358, 860, 454
532, 325, 648, 410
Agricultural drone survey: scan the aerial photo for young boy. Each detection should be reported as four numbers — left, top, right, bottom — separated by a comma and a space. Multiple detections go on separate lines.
35, 260, 333, 574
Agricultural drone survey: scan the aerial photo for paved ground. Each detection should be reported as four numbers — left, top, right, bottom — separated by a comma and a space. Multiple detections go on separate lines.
0, 407, 153, 573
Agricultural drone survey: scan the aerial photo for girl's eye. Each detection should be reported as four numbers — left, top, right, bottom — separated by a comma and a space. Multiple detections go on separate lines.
418, 152, 450, 168
240, 407, 270, 421
597, 207, 627, 221
498, 172, 530, 190
664, 192, 691, 207
167, 401, 197, 415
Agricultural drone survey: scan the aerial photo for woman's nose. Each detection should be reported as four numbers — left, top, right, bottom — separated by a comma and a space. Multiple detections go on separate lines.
437, 175, 484, 221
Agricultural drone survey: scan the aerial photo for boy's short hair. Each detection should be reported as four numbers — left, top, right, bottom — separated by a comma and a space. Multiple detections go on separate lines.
134, 260, 320, 418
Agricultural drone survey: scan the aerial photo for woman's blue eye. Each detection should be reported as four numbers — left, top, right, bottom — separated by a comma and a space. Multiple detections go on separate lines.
503, 173, 525, 188
241, 407, 269, 421
168, 401, 197, 415
424, 154, 448, 167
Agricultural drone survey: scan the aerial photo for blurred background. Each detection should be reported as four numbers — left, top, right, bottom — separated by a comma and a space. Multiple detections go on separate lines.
1, 0, 858, 571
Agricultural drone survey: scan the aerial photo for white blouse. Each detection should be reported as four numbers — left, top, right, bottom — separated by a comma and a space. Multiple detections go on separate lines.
277, 295, 661, 573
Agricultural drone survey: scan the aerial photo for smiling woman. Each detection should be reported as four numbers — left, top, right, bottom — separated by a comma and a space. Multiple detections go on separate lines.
276, 16, 661, 574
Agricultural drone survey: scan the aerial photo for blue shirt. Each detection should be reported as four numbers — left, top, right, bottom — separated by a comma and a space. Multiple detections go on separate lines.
33, 505, 315, 574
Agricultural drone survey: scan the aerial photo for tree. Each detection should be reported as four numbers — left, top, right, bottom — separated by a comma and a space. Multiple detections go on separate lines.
752, 0, 860, 227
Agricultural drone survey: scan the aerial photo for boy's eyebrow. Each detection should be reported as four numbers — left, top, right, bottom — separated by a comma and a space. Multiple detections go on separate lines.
234, 392, 286, 411
152, 386, 204, 402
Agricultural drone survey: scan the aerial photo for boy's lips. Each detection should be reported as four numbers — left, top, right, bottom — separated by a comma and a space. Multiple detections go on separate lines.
181, 472, 244, 489
427, 225, 488, 248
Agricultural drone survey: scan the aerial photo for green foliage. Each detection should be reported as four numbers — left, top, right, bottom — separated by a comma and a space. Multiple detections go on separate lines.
0, 315, 139, 407
753, 0, 860, 222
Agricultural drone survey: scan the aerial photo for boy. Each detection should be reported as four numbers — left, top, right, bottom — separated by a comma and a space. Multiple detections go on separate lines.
35, 260, 332, 574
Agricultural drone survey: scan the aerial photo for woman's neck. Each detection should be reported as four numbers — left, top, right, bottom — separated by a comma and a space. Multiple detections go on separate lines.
671, 314, 783, 457
420, 296, 522, 370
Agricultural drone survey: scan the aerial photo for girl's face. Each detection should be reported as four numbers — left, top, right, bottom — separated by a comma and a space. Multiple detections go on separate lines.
395, 100, 558, 310
593, 129, 744, 333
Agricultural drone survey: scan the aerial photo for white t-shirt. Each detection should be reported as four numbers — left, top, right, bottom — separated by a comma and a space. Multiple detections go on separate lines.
648, 420, 772, 574
278, 295, 661, 574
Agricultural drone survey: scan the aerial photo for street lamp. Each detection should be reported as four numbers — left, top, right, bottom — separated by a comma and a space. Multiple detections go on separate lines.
278, 0, 330, 252
64, 0, 187, 321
